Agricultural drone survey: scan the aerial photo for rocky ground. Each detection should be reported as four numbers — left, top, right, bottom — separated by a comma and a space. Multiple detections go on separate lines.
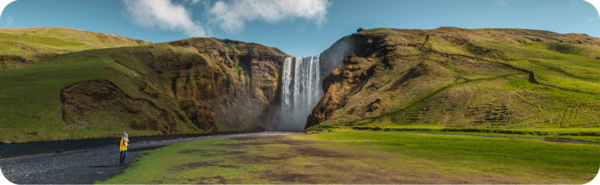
0, 132, 299, 184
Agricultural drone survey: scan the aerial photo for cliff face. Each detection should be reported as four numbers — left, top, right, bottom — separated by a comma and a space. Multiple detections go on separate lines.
0, 27, 289, 136
0, 36, 292, 143
5, 27, 600, 142
306, 27, 600, 130
85, 38, 291, 133
60, 80, 181, 134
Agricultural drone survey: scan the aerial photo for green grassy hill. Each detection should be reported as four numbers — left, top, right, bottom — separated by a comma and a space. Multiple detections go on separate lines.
2, 26, 600, 143
306, 27, 600, 134
0, 27, 152, 69
0, 28, 291, 143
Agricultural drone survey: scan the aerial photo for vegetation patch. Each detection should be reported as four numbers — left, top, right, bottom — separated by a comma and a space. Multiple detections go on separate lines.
0, 27, 151, 69
0, 27, 291, 143
307, 27, 600, 132
99, 132, 600, 184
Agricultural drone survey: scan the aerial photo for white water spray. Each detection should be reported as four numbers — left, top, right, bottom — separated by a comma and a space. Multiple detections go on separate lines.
274, 36, 354, 131
280, 55, 321, 131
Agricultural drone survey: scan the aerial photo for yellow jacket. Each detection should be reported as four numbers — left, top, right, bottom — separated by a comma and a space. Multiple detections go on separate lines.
119, 137, 128, 151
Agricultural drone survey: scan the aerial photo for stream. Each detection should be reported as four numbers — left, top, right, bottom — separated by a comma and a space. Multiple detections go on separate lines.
0, 131, 253, 158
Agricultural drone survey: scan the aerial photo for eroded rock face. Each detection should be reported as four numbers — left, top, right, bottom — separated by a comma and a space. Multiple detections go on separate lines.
141, 39, 287, 131
306, 32, 397, 129
60, 38, 290, 133
60, 80, 180, 134
305, 27, 600, 130
307, 28, 494, 129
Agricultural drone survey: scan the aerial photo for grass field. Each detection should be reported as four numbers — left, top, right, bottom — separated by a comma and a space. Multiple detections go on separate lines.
3, 27, 600, 144
309, 28, 600, 134
98, 132, 600, 184
0, 44, 202, 143
309, 125, 600, 143
0, 27, 151, 69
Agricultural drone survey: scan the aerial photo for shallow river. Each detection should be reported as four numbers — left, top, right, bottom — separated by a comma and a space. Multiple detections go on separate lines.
0, 131, 252, 158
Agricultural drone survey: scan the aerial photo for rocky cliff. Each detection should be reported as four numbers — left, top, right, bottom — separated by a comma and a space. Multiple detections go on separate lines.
0, 33, 291, 143
64, 38, 291, 133
306, 27, 600, 130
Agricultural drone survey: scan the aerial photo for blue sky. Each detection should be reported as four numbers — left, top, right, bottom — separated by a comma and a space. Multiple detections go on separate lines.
0, 0, 599, 57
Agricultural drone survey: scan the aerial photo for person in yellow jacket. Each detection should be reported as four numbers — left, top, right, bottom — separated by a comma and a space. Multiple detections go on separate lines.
119, 132, 129, 166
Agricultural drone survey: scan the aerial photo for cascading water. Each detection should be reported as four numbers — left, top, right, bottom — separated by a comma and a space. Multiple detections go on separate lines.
280, 55, 322, 131
272, 36, 354, 131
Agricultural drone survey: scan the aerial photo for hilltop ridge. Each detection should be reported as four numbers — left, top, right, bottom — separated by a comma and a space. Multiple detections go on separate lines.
2, 26, 600, 143
0, 33, 291, 143
0, 27, 152, 69
307, 27, 600, 131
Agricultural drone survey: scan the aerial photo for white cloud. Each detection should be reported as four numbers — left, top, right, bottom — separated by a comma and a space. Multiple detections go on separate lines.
6, 15, 13, 27
584, 0, 600, 22
122, 0, 331, 36
207, 0, 331, 33
123, 0, 206, 37
183, 0, 203, 5
0, 0, 17, 21
588, 17, 595, 21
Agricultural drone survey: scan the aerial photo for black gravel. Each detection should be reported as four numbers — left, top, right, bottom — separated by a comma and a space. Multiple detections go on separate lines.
0, 132, 299, 184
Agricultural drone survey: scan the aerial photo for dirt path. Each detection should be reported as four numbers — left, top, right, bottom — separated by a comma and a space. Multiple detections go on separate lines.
0, 132, 300, 184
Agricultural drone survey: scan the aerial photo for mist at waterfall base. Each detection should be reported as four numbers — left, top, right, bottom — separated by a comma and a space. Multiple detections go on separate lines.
279, 56, 322, 131
273, 36, 355, 131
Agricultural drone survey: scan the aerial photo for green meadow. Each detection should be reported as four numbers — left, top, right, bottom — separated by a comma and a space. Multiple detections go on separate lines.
98, 132, 600, 184
0, 27, 151, 69
310, 126, 600, 143
0, 42, 203, 143
1, 27, 599, 184
309, 28, 600, 137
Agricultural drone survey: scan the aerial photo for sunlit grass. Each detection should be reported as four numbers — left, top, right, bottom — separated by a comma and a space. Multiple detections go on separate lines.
99, 132, 600, 184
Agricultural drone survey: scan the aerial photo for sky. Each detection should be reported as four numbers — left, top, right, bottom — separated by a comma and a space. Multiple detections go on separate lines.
0, 0, 599, 57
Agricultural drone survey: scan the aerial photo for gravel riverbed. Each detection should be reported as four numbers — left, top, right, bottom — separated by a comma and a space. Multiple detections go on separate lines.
0, 132, 300, 184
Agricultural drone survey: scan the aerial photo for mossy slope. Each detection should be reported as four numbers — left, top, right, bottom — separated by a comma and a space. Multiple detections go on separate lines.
307, 27, 600, 131
0, 27, 152, 69
0, 29, 291, 143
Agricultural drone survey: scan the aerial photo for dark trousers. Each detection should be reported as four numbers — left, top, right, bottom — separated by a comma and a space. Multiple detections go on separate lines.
120, 150, 127, 164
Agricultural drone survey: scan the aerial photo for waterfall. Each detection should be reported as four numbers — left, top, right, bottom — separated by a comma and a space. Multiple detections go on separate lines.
275, 36, 355, 131
280, 55, 321, 131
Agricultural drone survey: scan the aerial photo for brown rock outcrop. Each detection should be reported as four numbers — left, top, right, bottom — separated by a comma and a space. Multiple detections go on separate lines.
60, 38, 291, 133
305, 27, 600, 130
60, 80, 179, 134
